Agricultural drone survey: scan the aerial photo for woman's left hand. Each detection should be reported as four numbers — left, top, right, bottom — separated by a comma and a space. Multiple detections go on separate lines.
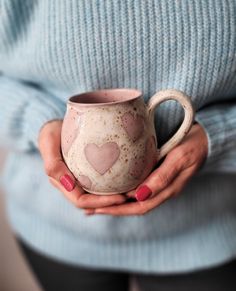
85, 124, 208, 216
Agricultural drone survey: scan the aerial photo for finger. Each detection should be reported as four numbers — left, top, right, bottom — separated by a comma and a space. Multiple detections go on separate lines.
49, 177, 84, 206
38, 121, 85, 204
39, 121, 79, 190
93, 168, 192, 216
38, 120, 63, 163
133, 148, 186, 201
77, 193, 127, 209
135, 167, 192, 210
83, 193, 130, 215
39, 120, 76, 187
50, 176, 127, 208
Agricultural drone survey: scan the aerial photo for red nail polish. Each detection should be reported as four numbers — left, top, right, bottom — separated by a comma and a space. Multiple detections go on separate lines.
60, 174, 75, 192
135, 185, 152, 201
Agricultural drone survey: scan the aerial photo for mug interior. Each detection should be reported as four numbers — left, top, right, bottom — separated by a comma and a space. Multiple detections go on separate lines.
69, 89, 142, 106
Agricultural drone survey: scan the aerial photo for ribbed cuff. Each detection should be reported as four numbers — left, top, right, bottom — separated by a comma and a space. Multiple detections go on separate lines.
0, 75, 66, 150
195, 110, 226, 166
25, 93, 66, 149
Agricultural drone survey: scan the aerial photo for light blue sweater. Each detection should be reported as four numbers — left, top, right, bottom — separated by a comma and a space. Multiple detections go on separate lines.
0, 0, 236, 273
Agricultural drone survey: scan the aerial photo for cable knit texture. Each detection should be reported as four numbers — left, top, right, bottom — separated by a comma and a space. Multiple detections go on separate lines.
0, 0, 236, 273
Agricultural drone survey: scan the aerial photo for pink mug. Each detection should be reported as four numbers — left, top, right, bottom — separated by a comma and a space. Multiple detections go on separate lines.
61, 89, 194, 194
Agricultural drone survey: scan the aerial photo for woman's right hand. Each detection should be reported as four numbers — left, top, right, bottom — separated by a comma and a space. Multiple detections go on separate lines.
38, 120, 127, 210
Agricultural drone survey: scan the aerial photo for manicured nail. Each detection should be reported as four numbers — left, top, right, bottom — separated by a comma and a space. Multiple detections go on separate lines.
135, 185, 152, 201
60, 174, 75, 192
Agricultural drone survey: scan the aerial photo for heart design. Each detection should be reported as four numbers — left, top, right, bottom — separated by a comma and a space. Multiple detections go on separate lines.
61, 108, 83, 156
78, 175, 92, 189
121, 112, 144, 142
84, 142, 120, 175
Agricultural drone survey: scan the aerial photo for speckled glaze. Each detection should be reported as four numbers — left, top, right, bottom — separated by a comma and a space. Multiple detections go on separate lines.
61, 89, 194, 194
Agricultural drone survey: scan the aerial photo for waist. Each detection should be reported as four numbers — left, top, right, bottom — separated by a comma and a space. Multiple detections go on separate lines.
2, 151, 236, 241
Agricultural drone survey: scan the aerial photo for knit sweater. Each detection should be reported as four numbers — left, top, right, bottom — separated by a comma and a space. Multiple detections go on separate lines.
0, 0, 236, 273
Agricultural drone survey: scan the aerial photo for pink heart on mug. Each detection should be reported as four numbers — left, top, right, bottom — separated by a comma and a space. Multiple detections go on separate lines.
61, 108, 83, 156
84, 142, 120, 175
121, 112, 144, 142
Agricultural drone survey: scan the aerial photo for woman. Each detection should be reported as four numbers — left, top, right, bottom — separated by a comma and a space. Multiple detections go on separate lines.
0, 1, 236, 290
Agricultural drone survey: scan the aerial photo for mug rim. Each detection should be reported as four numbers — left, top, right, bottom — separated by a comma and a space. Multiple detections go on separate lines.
68, 88, 142, 106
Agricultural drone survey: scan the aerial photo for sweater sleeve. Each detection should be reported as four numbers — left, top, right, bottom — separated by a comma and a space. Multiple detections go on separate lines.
195, 102, 236, 168
0, 75, 66, 152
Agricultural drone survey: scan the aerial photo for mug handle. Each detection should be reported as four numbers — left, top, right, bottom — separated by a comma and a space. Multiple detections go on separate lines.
147, 89, 195, 161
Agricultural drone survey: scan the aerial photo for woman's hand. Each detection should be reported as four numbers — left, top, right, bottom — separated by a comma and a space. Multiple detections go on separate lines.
86, 123, 208, 216
38, 120, 127, 209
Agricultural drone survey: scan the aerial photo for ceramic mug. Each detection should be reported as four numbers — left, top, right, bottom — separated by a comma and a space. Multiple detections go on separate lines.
61, 89, 194, 195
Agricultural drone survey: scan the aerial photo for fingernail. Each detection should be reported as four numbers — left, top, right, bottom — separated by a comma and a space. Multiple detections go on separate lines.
135, 185, 152, 201
60, 174, 75, 192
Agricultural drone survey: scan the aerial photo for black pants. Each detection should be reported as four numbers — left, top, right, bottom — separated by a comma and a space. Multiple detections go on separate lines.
18, 239, 236, 291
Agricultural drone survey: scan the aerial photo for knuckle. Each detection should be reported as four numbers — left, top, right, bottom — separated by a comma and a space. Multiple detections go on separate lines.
77, 193, 93, 208
172, 148, 191, 169
75, 196, 86, 208
155, 172, 170, 188
138, 204, 148, 215
182, 153, 195, 168
172, 146, 185, 160
44, 161, 61, 177
74, 199, 83, 209
70, 198, 80, 208
44, 164, 55, 177
75, 201, 83, 209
